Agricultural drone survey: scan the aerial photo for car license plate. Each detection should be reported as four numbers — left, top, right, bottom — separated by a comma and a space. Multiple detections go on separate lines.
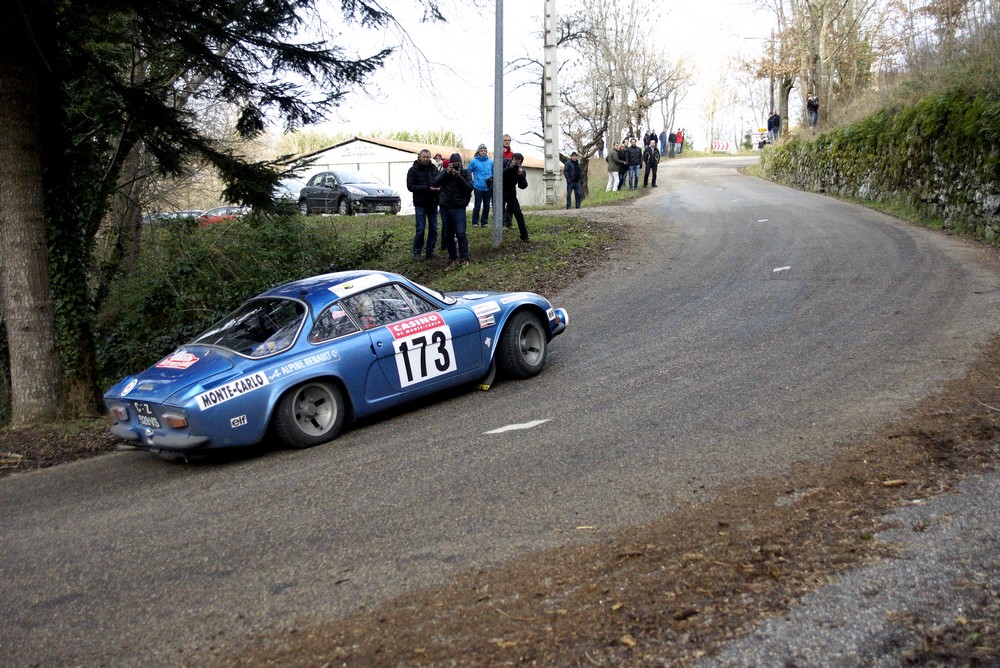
375, 204, 391, 212
133, 401, 161, 429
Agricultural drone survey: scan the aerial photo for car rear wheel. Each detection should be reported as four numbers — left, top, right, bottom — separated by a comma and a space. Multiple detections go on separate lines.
337, 198, 351, 216
298, 199, 310, 216
496, 311, 547, 379
273, 380, 345, 449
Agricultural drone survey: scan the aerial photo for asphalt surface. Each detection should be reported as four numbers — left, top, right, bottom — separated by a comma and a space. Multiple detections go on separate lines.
2, 157, 998, 665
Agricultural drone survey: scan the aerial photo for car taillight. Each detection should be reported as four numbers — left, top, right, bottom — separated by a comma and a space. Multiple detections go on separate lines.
161, 413, 188, 429
109, 404, 129, 422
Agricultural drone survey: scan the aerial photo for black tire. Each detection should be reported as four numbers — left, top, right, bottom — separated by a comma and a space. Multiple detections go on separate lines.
298, 199, 310, 216
337, 198, 351, 216
496, 311, 547, 379
273, 380, 345, 449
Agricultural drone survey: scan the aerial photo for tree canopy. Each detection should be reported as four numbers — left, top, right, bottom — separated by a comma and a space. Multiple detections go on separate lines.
0, 0, 443, 424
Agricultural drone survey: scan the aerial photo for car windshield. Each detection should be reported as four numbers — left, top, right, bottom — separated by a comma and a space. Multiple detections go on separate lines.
410, 280, 456, 305
335, 170, 382, 185
192, 298, 306, 358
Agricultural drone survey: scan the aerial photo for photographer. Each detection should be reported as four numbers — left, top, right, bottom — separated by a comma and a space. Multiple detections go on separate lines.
432, 153, 474, 267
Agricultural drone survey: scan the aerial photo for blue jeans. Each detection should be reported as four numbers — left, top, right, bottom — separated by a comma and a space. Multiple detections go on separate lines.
472, 189, 491, 225
628, 165, 640, 189
413, 205, 438, 257
565, 181, 582, 208
441, 208, 469, 260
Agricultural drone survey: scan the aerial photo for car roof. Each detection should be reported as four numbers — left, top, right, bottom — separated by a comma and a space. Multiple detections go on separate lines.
259, 270, 409, 309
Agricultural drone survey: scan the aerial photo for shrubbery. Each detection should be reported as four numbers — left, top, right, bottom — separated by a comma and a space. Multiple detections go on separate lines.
96, 213, 392, 387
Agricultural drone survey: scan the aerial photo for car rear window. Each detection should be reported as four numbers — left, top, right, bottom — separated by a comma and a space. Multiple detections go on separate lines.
192, 298, 305, 358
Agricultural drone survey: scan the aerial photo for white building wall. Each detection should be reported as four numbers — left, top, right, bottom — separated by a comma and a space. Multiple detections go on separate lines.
303, 139, 557, 214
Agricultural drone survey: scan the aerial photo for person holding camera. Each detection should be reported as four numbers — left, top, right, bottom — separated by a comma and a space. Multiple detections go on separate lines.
432, 153, 474, 267
502, 153, 530, 242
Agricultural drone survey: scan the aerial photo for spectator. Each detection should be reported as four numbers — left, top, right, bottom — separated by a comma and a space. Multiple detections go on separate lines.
466, 143, 494, 228
668, 130, 677, 158
642, 139, 660, 188
433, 153, 474, 268
606, 142, 623, 191
767, 111, 781, 143
807, 95, 819, 128
595, 136, 605, 159
503, 152, 530, 242
405, 149, 440, 260
432, 153, 445, 171
564, 151, 583, 209
659, 127, 668, 156
676, 128, 685, 154
616, 142, 628, 191
501, 134, 514, 162
625, 138, 643, 190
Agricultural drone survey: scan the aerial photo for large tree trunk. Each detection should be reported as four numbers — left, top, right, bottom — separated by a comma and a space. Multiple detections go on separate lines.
0, 2, 67, 424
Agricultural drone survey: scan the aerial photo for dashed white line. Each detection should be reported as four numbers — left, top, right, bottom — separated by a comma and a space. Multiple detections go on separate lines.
483, 419, 550, 434
773, 266, 791, 273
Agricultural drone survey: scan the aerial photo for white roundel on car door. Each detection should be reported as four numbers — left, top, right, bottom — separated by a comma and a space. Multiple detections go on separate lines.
388, 313, 457, 387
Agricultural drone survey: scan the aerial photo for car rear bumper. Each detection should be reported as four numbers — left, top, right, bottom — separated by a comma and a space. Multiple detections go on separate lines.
111, 423, 211, 451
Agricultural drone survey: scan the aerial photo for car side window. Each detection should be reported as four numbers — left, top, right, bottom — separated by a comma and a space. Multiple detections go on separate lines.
308, 303, 359, 344
342, 285, 418, 330
398, 286, 438, 315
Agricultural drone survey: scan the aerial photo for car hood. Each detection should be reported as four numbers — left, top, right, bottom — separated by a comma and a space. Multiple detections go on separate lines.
105, 346, 236, 404
350, 183, 398, 196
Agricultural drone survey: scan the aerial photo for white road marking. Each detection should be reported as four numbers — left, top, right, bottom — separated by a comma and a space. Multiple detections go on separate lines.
484, 419, 550, 434
773, 266, 791, 273
758, 218, 769, 222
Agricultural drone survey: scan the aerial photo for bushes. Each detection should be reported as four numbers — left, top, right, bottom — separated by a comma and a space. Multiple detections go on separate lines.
760, 87, 1000, 243
97, 212, 392, 387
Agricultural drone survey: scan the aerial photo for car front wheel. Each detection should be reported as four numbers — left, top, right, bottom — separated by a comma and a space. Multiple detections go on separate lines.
337, 198, 351, 216
298, 200, 310, 216
273, 380, 345, 449
496, 311, 547, 379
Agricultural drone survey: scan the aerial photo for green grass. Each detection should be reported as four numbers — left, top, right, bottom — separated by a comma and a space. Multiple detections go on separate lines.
307, 209, 616, 294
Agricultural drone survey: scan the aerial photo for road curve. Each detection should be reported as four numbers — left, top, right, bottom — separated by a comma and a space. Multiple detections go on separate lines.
1, 157, 997, 666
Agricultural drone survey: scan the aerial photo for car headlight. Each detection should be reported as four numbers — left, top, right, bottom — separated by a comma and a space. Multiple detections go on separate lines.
345, 186, 367, 197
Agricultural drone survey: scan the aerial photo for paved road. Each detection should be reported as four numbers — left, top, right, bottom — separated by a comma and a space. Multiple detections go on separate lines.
2, 157, 997, 666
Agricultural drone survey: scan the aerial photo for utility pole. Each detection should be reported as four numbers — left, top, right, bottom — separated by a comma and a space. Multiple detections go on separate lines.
542, 0, 560, 206
491, 0, 504, 246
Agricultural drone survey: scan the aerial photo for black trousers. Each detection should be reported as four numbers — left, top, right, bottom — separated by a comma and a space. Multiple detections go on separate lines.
504, 197, 528, 240
643, 163, 658, 186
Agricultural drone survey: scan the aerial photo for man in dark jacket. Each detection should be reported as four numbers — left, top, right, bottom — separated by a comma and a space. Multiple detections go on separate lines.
563, 151, 583, 209
625, 138, 643, 190
432, 153, 474, 267
616, 142, 628, 191
642, 139, 660, 188
502, 153, 530, 242
406, 149, 441, 259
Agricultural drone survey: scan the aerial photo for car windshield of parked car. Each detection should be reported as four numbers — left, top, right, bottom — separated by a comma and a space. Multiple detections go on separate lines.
192, 298, 306, 358
335, 170, 382, 185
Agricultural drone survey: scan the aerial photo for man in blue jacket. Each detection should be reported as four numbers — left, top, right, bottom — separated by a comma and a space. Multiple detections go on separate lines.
466, 143, 494, 227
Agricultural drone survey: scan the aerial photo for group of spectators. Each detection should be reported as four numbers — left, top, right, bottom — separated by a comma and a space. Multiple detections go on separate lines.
601, 127, 685, 192
405, 134, 530, 267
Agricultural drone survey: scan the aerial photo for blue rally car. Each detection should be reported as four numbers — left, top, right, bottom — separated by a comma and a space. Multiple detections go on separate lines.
104, 271, 568, 454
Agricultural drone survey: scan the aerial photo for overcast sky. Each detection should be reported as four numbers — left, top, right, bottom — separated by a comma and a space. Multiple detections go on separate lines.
312, 0, 773, 156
